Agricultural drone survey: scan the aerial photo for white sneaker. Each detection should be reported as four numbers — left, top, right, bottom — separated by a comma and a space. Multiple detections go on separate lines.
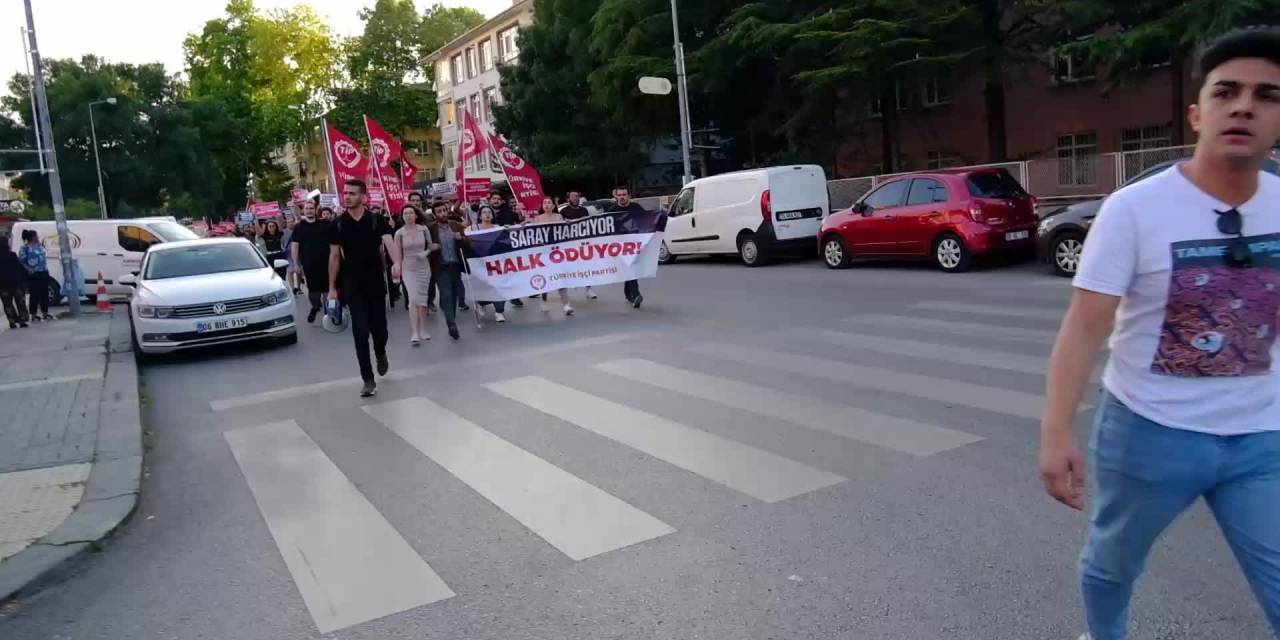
477, 306, 488, 319
541, 301, 549, 313
564, 304, 574, 316
1076, 634, 1091, 640
494, 312, 506, 323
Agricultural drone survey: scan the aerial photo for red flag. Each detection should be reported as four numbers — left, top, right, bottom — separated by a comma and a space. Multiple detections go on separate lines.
324, 120, 370, 196
401, 153, 418, 193
455, 109, 490, 191
486, 131, 545, 214
363, 115, 409, 213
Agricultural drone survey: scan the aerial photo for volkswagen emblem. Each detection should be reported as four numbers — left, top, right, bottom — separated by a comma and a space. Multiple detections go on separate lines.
212, 302, 227, 315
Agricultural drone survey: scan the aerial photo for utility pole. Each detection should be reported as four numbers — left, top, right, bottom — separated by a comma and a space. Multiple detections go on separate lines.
669, 0, 693, 186
89, 98, 116, 220
23, 0, 79, 316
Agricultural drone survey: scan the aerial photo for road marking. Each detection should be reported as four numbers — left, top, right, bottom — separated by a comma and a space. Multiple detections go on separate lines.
0, 373, 102, 392
790, 329, 1051, 375
364, 397, 674, 561
210, 332, 646, 411
690, 342, 1051, 421
596, 359, 982, 457
846, 314, 1059, 344
487, 377, 845, 503
911, 301, 1067, 322
224, 421, 454, 633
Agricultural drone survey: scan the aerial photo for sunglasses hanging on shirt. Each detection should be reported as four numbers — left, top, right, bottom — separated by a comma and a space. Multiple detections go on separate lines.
1214, 207, 1253, 268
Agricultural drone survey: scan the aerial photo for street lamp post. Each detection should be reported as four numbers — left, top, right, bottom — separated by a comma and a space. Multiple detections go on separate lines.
88, 97, 116, 220
669, 0, 694, 186
22, 0, 79, 316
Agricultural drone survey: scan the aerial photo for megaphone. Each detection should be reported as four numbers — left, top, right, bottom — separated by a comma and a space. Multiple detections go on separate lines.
321, 297, 349, 333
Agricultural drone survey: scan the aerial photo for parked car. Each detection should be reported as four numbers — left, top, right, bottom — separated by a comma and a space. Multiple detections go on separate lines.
1037, 156, 1280, 277
120, 238, 296, 357
660, 165, 830, 267
819, 167, 1038, 272
11, 217, 198, 302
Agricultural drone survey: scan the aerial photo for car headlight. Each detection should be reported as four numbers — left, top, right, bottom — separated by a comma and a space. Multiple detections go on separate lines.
136, 305, 173, 318
262, 288, 289, 305
1037, 217, 1054, 235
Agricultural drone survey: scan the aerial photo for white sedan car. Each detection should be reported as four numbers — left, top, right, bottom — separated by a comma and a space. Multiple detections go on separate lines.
121, 238, 297, 356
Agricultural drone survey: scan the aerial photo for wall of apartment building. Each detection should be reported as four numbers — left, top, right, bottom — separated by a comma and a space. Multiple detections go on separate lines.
431, 1, 533, 184
836, 62, 1195, 195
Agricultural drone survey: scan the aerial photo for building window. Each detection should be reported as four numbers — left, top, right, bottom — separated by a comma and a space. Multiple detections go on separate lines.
498, 27, 519, 62
922, 75, 951, 107
482, 87, 498, 122
1053, 47, 1095, 84
868, 94, 882, 118
445, 144, 455, 169
1121, 124, 1172, 152
451, 55, 463, 86
1057, 132, 1098, 186
926, 151, 960, 169
441, 100, 455, 126
896, 82, 913, 112
470, 94, 482, 121
437, 60, 451, 88
465, 47, 478, 78
480, 39, 494, 72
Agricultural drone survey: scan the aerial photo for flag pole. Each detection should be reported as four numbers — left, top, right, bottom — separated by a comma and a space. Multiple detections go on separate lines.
362, 114, 387, 212
321, 117, 337, 193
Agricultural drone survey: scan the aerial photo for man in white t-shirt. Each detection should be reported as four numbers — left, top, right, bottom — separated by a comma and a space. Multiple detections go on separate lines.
1039, 27, 1280, 640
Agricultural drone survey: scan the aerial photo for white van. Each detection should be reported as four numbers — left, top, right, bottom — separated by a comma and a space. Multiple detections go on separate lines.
660, 165, 829, 267
11, 217, 197, 300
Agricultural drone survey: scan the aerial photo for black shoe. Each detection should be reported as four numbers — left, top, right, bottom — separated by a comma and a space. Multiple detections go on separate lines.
18, 322, 28, 328
360, 381, 377, 397
8, 322, 15, 329
458, 302, 470, 311
632, 294, 644, 309
428, 302, 438, 313
307, 309, 318, 324
376, 353, 389, 377
510, 299, 524, 308
448, 325, 460, 340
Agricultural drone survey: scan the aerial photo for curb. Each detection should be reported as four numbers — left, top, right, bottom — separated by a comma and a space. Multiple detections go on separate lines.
0, 306, 143, 603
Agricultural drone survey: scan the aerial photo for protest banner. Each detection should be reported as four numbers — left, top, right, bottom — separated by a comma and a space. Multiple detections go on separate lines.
319, 193, 340, 210
486, 131, 545, 213
463, 178, 492, 202
367, 188, 387, 209
364, 116, 409, 213
191, 220, 209, 237
235, 211, 255, 225
428, 182, 457, 198
251, 202, 282, 219
463, 209, 666, 300
290, 188, 308, 205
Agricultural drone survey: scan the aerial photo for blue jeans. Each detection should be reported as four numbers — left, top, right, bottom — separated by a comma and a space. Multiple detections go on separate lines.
1080, 391, 1280, 639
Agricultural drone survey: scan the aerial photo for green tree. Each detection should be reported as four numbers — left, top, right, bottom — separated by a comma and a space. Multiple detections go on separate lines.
494, 0, 641, 189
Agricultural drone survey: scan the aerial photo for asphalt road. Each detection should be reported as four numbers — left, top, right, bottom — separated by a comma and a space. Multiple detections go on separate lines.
1, 256, 1272, 640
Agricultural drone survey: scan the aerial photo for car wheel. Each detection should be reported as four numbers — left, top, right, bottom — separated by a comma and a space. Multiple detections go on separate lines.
1051, 232, 1085, 278
738, 233, 767, 267
822, 236, 851, 269
934, 234, 972, 273
657, 241, 677, 265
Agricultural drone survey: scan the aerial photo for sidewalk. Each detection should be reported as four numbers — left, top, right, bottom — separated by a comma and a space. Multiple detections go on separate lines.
0, 306, 143, 602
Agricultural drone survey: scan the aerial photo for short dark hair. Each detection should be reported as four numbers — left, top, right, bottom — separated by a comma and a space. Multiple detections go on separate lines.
1196, 27, 1280, 83
613, 185, 629, 194
345, 178, 367, 194
408, 191, 423, 200
489, 190, 503, 199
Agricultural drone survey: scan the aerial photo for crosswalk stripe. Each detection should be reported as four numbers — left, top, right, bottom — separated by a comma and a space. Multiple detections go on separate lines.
363, 397, 675, 561
224, 421, 454, 634
487, 377, 846, 503
689, 342, 1049, 420
911, 301, 1067, 322
596, 359, 982, 457
847, 314, 1059, 344
791, 329, 1051, 375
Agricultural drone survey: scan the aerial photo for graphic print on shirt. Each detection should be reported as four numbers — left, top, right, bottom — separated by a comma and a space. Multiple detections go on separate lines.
1152, 232, 1280, 377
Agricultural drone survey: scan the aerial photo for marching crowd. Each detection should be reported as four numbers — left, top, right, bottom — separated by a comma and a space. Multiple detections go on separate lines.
288, 178, 649, 397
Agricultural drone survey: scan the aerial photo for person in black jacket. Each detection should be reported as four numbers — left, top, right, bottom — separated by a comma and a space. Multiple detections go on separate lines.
488, 191, 519, 226
606, 186, 646, 308
0, 235, 30, 328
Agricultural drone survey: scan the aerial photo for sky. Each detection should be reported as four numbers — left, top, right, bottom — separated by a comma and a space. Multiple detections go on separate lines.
0, 0, 513, 96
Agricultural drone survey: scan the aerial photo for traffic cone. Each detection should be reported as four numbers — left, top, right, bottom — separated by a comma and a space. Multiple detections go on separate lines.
95, 272, 110, 311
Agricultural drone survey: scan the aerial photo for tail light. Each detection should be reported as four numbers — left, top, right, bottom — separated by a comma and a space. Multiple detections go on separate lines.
968, 202, 985, 223
761, 189, 772, 220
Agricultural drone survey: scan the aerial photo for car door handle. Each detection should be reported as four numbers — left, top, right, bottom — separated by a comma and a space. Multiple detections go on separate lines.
928, 211, 943, 217
96, 252, 108, 256
691, 218, 696, 227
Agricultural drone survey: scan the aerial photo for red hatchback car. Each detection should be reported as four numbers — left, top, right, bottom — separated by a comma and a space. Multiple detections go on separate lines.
820, 168, 1038, 272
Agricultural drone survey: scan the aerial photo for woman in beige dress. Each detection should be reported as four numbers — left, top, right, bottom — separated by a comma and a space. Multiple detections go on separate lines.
395, 204, 439, 345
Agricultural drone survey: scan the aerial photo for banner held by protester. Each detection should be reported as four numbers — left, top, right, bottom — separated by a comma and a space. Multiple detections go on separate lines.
464, 209, 666, 300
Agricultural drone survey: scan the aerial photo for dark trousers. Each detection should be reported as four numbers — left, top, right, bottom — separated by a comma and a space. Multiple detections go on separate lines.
28, 271, 50, 316
348, 290, 388, 383
384, 263, 399, 305
2, 287, 28, 324
436, 263, 463, 328
624, 279, 641, 301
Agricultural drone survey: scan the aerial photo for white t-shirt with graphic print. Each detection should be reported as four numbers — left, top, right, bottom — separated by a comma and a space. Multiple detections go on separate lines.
1074, 164, 1280, 435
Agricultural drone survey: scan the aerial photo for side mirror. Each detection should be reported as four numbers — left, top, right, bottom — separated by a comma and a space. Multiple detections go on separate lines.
117, 274, 137, 287
852, 202, 870, 215
272, 259, 289, 269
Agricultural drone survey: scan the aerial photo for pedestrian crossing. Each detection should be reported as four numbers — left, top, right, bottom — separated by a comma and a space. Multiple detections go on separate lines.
219, 296, 1080, 633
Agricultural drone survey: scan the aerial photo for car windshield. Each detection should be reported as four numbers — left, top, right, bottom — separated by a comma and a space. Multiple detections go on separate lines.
144, 244, 265, 280
967, 171, 1027, 199
147, 221, 199, 242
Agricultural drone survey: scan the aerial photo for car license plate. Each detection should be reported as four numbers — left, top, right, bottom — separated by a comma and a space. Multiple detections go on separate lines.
196, 317, 249, 333
776, 210, 804, 221
1005, 230, 1030, 241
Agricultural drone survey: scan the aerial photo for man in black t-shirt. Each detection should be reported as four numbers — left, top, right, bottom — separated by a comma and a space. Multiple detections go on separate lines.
290, 200, 332, 323
328, 179, 403, 397
606, 186, 646, 308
